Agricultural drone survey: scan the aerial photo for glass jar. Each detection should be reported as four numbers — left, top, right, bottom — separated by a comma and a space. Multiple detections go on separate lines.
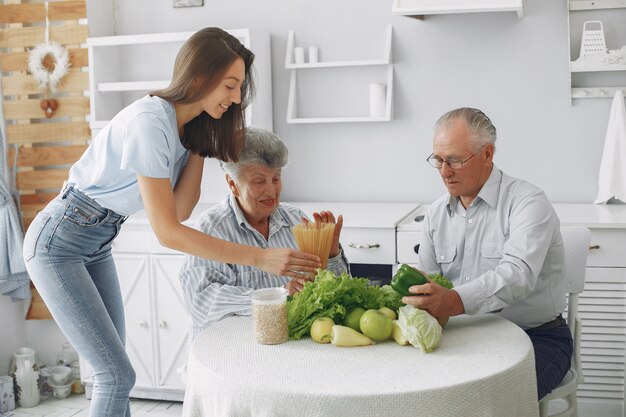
251, 287, 289, 345
57, 343, 78, 367
71, 361, 84, 394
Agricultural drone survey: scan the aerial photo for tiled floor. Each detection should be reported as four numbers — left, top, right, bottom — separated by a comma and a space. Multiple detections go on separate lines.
2, 395, 182, 417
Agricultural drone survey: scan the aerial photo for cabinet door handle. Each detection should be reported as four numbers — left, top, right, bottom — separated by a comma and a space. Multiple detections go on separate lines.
348, 243, 380, 249
413, 244, 420, 254
589, 245, 600, 250
159, 321, 167, 329
139, 321, 148, 328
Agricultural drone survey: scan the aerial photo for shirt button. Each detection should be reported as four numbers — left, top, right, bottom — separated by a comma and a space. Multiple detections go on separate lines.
468, 219, 473, 224
465, 276, 471, 281
440, 255, 445, 260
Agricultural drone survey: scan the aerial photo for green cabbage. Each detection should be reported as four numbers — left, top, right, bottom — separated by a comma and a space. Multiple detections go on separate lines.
398, 305, 442, 353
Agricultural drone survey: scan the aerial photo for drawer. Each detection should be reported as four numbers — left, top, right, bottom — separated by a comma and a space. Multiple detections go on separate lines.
340, 227, 396, 264
396, 231, 423, 264
587, 229, 626, 268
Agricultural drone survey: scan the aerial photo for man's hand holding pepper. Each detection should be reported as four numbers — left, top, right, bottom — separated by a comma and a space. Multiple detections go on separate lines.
402, 282, 465, 319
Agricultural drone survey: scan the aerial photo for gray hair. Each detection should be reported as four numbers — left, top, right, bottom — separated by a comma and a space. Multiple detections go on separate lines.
434, 107, 497, 151
220, 127, 288, 180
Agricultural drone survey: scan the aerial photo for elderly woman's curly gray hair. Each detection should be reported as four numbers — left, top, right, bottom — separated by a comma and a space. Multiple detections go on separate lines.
434, 107, 497, 152
220, 127, 289, 181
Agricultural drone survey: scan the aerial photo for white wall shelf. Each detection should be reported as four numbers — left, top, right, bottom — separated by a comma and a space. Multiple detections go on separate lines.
571, 86, 626, 98
87, 29, 273, 136
570, 0, 626, 11
567, 1, 626, 101
391, 0, 523, 18
571, 61, 626, 72
284, 25, 393, 124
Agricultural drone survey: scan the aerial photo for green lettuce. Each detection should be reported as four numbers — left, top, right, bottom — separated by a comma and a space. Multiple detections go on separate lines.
287, 269, 403, 340
398, 304, 442, 353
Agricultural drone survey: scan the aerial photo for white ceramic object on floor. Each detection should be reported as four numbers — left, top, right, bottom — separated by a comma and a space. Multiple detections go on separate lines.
49, 366, 73, 385
13, 347, 40, 408
49, 382, 73, 399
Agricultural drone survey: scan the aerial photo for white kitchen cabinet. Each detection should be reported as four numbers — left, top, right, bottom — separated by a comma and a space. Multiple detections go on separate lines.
284, 25, 393, 123
112, 231, 189, 401
87, 28, 273, 138
567, 0, 626, 101
391, 0, 524, 18
554, 204, 626, 416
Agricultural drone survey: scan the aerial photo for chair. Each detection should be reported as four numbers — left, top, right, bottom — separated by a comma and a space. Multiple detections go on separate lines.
539, 226, 591, 417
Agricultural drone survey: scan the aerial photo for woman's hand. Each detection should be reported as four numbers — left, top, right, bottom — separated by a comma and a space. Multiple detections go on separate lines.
311, 211, 344, 257
257, 248, 320, 279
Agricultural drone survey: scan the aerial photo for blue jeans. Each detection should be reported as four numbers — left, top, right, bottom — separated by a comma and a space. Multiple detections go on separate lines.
525, 318, 573, 400
23, 187, 134, 417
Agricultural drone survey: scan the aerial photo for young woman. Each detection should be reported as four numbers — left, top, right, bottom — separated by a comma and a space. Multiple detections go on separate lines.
22, 27, 319, 417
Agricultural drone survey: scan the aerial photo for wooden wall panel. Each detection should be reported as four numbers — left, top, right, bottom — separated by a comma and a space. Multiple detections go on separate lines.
4, 96, 89, 119
0, 48, 88, 72
1, 0, 90, 241
8, 145, 88, 168
1, 71, 89, 96
16, 169, 69, 191
6, 121, 91, 144
0, 1, 86, 24
0, 24, 88, 48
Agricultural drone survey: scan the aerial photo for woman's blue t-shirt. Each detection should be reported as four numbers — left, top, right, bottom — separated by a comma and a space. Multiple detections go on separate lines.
67, 95, 189, 216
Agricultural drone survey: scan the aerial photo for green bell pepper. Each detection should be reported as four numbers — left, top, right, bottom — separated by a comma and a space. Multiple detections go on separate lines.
391, 264, 429, 296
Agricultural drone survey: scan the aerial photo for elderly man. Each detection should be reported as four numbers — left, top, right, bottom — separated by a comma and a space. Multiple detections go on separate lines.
404, 107, 572, 399
179, 127, 349, 340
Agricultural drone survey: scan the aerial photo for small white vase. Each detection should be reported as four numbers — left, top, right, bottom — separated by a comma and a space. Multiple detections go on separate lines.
13, 347, 40, 408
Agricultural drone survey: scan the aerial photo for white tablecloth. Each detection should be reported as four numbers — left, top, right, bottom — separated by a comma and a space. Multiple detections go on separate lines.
182, 314, 538, 417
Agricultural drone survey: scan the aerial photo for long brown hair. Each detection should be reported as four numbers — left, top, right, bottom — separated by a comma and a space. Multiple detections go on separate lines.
151, 27, 255, 161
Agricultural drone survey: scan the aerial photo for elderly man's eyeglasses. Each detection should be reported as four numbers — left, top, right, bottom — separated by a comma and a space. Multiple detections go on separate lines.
426, 153, 476, 170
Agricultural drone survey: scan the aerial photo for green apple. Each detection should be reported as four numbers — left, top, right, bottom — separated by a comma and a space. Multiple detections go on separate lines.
359, 309, 393, 341
310, 317, 334, 343
343, 307, 366, 332
378, 306, 397, 320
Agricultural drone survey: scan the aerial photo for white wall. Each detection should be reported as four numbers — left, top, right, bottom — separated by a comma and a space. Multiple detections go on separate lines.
0, 300, 26, 374
85, 0, 625, 205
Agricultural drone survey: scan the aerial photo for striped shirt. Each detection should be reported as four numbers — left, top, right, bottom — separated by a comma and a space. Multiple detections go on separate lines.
180, 195, 350, 340
417, 165, 565, 329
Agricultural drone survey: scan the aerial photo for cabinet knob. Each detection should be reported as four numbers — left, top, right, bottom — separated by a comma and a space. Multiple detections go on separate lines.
159, 321, 167, 329
589, 245, 600, 251
139, 321, 148, 328
348, 243, 380, 249
413, 244, 420, 254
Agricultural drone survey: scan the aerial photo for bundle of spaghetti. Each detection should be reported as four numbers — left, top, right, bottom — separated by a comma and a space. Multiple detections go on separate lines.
292, 222, 336, 269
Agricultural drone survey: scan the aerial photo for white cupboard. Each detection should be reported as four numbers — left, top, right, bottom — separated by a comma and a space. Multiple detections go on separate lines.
113, 239, 189, 401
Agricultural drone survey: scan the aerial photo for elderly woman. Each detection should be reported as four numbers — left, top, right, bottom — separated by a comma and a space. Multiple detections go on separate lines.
179, 127, 349, 340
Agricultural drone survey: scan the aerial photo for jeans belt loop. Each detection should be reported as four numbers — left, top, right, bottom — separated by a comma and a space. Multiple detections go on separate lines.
61, 183, 72, 199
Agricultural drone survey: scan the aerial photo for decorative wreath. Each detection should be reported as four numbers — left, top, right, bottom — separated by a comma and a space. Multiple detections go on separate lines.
27, 42, 70, 92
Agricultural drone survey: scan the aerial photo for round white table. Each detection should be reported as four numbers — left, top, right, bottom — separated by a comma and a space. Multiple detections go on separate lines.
182, 314, 539, 417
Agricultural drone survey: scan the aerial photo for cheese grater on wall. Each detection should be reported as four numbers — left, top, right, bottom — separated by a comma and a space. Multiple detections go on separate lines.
580, 21, 607, 57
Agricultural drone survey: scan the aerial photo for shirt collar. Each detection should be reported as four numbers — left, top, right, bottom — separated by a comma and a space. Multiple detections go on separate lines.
446, 164, 501, 216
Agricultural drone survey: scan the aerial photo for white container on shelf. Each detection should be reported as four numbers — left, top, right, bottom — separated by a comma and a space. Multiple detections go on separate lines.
308, 46, 319, 63
294, 47, 305, 64
369, 83, 386, 117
